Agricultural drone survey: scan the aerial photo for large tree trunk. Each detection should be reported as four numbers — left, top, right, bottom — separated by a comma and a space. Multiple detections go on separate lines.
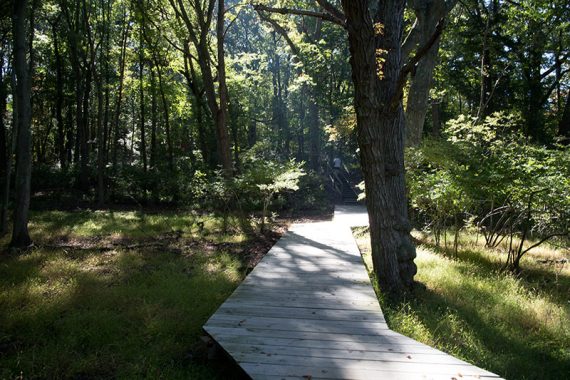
10, 0, 33, 248
342, 0, 416, 294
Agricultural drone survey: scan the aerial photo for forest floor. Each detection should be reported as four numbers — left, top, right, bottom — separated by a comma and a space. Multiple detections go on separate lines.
353, 228, 570, 380
0, 208, 297, 379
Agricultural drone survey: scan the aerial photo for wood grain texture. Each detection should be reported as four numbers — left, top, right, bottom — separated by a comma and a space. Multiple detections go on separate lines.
203, 206, 502, 379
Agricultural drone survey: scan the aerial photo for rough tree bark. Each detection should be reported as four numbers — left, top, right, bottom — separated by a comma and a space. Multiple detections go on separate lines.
10, 0, 33, 248
341, 0, 417, 294
404, 0, 457, 147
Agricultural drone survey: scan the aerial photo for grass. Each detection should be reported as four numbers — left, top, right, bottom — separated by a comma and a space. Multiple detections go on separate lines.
0, 210, 277, 379
353, 227, 570, 380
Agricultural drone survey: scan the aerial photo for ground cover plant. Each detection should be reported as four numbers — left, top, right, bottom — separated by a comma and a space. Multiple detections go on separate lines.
353, 227, 570, 380
0, 210, 283, 379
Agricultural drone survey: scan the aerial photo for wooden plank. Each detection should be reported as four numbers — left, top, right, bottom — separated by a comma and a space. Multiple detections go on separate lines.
219, 299, 381, 312
206, 334, 439, 353
236, 354, 498, 377
243, 277, 372, 287
222, 343, 471, 365
214, 304, 386, 323
205, 326, 416, 344
205, 315, 390, 335
241, 362, 500, 380
225, 290, 378, 302
246, 268, 370, 279
235, 283, 374, 294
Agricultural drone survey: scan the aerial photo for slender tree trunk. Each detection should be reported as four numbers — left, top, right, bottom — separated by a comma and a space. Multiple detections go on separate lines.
150, 67, 157, 169
112, 20, 130, 172
342, 0, 416, 295
431, 100, 442, 137
10, 0, 33, 248
296, 85, 307, 162
308, 90, 320, 172
215, 0, 233, 175
138, 5, 147, 173
97, 0, 111, 206
52, 21, 66, 169
155, 61, 174, 171
405, 38, 441, 146
78, 63, 91, 190
0, 50, 11, 236
96, 70, 105, 206
65, 106, 73, 164
558, 91, 570, 141
184, 53, 210, 165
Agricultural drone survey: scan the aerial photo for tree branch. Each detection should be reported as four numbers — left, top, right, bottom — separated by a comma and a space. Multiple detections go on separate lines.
253, 4, 345, 28
390, 17, 446, 110
256, 10, 301, 57
315, 0, 345, 23
521, 231, 569, 255
539, 51, 570, 80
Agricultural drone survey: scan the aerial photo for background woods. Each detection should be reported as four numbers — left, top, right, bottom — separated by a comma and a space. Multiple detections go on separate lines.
0, 0, 568, 275
0, 0, 569, 379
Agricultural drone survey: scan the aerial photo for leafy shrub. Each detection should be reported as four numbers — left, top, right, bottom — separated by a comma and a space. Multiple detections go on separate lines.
406, 112, 570, 268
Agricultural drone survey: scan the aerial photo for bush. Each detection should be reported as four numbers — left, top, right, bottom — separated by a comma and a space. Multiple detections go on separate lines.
406, 112, 570, 268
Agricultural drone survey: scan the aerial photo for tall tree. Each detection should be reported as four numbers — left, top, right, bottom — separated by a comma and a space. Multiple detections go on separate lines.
257, 0, 443, 294
168, 0, 233, 176
10, 0, 33, 248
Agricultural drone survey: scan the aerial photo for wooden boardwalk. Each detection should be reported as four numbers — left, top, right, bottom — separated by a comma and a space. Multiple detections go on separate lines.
204, 205, 501, 379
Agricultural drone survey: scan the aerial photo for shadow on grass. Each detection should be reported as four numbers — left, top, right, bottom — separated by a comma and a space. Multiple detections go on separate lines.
0, 244, 248, 379
384, 281, 570, 380
420, 240, 570, 308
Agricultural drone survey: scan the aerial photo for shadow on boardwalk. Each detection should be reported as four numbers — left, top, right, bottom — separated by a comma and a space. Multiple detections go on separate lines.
204, 206, 502, 379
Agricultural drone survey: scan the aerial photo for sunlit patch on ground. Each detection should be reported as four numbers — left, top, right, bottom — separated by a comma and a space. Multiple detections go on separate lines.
353, 227, 570, 380
0, 210, 281, 379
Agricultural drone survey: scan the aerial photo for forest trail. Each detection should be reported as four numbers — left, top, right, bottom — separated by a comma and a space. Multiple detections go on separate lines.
203, 205, 501, 379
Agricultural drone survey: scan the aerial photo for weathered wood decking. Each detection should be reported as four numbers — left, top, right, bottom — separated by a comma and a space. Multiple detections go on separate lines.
204, 205, 501, 380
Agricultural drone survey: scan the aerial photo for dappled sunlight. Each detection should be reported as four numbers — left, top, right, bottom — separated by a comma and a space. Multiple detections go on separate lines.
0, 209, 266, 379
354, 229, 570, 379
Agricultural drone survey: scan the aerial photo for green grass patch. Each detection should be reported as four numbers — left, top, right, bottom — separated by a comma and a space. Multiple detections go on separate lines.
353, 227, 570, 380
0, 210, 270, 379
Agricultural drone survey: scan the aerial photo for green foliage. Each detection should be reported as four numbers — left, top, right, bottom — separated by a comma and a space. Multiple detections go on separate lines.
406, 113, 570, 257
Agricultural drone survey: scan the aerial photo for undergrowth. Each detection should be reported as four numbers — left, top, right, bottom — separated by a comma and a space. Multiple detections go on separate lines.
0, 210, 274, 379
353, 227, 570, 380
